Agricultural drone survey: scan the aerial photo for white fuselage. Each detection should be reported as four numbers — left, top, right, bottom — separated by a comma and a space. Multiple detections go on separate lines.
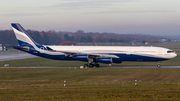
48, 46, 177, 60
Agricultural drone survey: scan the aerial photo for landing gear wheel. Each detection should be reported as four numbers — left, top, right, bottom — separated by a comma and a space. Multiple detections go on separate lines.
89, 64, 94, 68
95, 64, 100, 67
84, 64, 88, 68
157, 64, 161, 68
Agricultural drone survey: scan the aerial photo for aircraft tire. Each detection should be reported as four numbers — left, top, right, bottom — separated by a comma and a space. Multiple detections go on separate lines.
95, 64, 100, 67
157, 64, 161, 68
84, 64, 88, 68
89, 64, 94, 68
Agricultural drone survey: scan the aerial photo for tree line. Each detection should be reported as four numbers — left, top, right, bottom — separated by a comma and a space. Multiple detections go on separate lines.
0, 29, 163, 45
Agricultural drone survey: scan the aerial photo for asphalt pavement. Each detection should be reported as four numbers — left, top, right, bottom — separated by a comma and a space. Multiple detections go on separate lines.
0, 52, 37, 61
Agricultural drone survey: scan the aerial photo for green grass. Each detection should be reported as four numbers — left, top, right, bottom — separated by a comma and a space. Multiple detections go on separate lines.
1, 68, 180, 100
120, 54, 180, 66
0, 55, 180, 67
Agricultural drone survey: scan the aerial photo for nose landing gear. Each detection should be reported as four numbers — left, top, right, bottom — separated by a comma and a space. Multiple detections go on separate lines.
157, 61, 161, 68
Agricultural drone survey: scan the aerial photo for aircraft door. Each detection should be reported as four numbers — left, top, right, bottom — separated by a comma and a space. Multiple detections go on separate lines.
158, 49, 162, 55
126, 49, 131, 55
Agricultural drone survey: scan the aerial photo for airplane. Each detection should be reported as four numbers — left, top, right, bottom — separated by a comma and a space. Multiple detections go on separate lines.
10, 23, 177, 68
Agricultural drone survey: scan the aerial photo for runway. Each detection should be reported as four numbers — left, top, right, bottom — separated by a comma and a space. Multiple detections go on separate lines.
0, 53, 37, 61
0, 53, 179, 68
1, 66, 180, 68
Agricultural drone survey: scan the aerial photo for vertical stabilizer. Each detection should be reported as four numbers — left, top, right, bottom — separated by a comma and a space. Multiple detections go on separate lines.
11, 23, 41, 48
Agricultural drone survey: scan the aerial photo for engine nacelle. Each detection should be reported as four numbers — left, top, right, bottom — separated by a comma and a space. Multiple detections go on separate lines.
73, 54, 88, 61
97, 57, 112, 64
112, 58, 122, 64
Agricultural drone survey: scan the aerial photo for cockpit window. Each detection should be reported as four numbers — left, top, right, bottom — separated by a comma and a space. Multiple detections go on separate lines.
167, 50, 174, 53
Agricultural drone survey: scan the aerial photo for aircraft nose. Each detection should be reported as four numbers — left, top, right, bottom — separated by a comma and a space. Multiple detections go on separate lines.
172, 53, 177, 58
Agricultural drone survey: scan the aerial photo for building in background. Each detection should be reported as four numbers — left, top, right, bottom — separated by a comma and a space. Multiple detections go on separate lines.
0, 44, 6, 51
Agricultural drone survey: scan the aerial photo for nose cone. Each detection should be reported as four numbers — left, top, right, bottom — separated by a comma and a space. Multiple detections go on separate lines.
172, 53, 177, 58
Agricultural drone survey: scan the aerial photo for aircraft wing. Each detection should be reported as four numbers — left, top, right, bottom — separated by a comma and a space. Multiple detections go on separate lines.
54, 50, 81, 56
88, 53, 119, 58
46, 46, 119, 58
52, 50, 119, 58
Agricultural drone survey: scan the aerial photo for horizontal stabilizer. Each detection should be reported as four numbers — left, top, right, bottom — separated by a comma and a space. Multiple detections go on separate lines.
5, 44, 29, 52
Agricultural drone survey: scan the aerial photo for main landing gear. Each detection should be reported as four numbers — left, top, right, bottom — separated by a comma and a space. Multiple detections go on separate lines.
84, 63, 100, 68
157, 61, 161, 68
84, 58, 100, 68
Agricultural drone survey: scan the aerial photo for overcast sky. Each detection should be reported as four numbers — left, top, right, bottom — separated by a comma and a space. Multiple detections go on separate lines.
0, 0, 180, 35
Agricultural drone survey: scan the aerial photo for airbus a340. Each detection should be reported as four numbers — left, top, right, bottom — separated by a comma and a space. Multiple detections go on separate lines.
10, 23, 177, 68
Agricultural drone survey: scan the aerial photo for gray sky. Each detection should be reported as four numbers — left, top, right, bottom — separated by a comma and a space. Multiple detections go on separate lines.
1, 0, 180, 35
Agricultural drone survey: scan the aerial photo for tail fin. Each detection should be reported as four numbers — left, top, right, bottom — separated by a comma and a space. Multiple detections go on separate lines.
11, 23, 41, 48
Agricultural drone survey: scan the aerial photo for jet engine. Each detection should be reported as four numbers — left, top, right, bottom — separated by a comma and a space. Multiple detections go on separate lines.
73, 54, 88, 61
96, 57, 112, 64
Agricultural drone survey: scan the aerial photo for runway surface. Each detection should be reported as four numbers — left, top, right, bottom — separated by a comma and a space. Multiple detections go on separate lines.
0, 53, 37, 61
0, 66, 180, 68
0, 53, 179, 68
